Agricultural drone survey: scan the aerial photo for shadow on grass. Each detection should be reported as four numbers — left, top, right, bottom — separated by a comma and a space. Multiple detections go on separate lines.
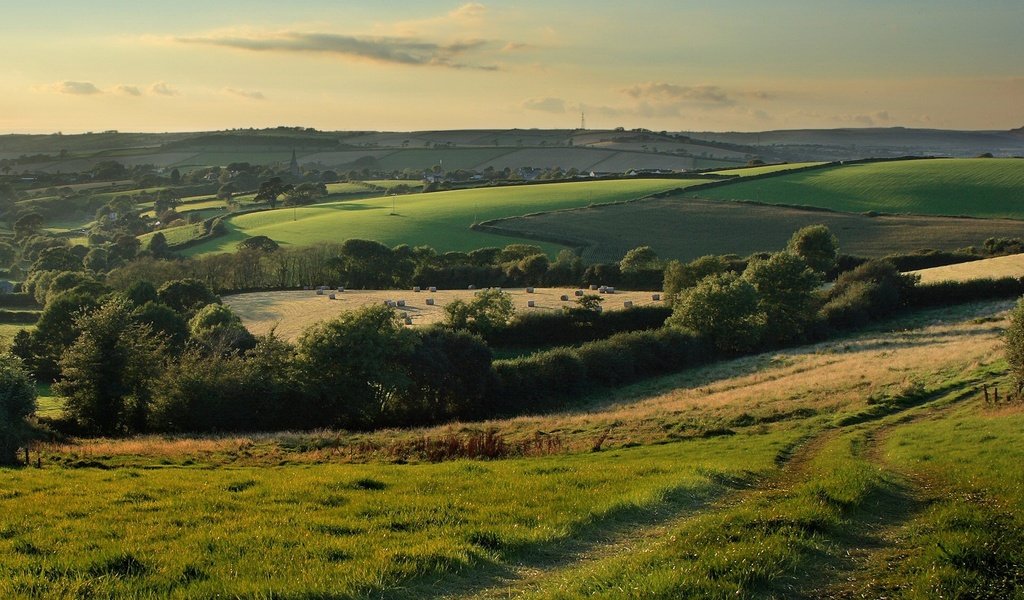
375, 473, 760, 600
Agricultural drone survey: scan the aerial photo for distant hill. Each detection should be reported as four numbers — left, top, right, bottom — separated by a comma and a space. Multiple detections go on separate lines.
3, 126, 1023, 175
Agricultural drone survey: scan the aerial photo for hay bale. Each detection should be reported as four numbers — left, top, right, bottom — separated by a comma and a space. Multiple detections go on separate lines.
652, 293, 661, 301
404, 317, 413, 325
413, 286, 421, 292
429, 286, 437, 292
526, 287, 534, 293
468, 284, 476, 290
397, 300, 406, 307
316, 289, 324, 296
589, 284, 599, 290
560, 295, 569, 301
527, 300, 536, 307
328, 293, 336, 300
575, 290, 584, 297
623, 300, 633, 308
426, 298, 435, 306
338, 286, 345, 292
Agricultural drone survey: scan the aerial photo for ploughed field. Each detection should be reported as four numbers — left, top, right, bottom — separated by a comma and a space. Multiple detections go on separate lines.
182, 179, 702, 257
224, 287, 661, 341
4, 300, 1022, 598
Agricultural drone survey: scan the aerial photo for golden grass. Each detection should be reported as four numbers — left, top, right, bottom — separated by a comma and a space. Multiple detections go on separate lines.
909, 253, 1024, 284
224, 287, 661, 340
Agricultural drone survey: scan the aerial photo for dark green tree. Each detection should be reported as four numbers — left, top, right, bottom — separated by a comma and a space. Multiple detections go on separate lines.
743, 252, 820, 345
667, 272, 763, 353
443, 288, 515, 336
786, 225, 839, 275
55, 298, 167, 435
157, 279, 218, 314
254, 177, 293, 209
0, 354, 37, 465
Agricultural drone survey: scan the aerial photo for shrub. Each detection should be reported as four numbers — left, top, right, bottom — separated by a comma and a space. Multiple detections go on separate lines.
668, 272, 763, 353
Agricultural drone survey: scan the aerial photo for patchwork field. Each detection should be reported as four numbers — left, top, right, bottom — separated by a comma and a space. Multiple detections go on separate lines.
910, 252, 1024, 284
692, 158, 1024, 218
486, 196, 1024, 263
5, 300, 1019, 598
224, 287, 661, 341
182, 179, 703, 257
708, 161, 827, 176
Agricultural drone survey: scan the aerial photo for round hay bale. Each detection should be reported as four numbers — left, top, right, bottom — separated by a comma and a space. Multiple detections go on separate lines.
413, 286, 421, 292
589, 284, 598, 290
652, 293, 661, 301
527, 300, 536, 307
575, 290, 584, 297
429, 286, 437, 292
560, 295, 569, 301
526, 287, 534, 293
468, 284, 476, 290
329, 293, 336, 300
623, 300, 633, 308
404, 317, 413, 325
426, 298, 435, 306
316, 289, 324, 296
397, 300, 406, 307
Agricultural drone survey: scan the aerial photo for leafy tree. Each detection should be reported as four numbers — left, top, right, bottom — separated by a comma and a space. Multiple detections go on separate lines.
188, 303, 256, 354
0, 354, 37, 465
668, 272, 763, 353
400, 328, 493, 423
157, 279, 218, 314
254, 177, 293, 209
786, 225, 839, 275
512, 253, 550, 284
295, 305, 417, 428
497, 244, 545, 264
663, 255, 732, 306
820, 260, 917, 327
17, 289, 102, 378
148, 232, 170, 258
14, 213, 44, 240
31, 246, 82, 273
743, 252, 820, 344
334, 239, 398, 288
444, 288, 515, 336
133, 302, 189, 350
0, 241, 17, 268
55, 298, 167, 435
619, 246, 661, 273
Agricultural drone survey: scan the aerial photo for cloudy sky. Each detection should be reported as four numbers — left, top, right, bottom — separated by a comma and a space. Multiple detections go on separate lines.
2, 0, 1022, 133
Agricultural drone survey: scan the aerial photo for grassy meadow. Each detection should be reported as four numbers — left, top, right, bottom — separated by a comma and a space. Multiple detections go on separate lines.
181, 179, 701, 257
487, 197, 1024, 263
693, 158, 1024, 218
4, 300, 1021, 597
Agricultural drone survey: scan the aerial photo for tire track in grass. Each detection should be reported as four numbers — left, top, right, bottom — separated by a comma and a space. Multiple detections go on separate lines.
420, 430, 834, 600
809, 385, 981, 599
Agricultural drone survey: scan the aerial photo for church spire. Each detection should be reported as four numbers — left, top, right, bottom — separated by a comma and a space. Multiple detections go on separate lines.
289, 149, 300, 177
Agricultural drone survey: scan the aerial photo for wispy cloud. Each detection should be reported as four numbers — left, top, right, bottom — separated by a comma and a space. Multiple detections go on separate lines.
114, 84, 142, 96
176, 31, 499, 70
149, 81, 179, 96
522, 97, 566, 113
224, 88, 266, 100
623, 83, 737, 107
49, 81, 102, 95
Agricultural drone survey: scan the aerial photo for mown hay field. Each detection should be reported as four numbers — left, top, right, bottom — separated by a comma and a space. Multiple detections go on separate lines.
487, 196, 1024, 263
224, 287, 661, 341
708, 161, 827, 176
182, 179, 703, 257
693, 158, 1024, 218
910, 252, 1024, 283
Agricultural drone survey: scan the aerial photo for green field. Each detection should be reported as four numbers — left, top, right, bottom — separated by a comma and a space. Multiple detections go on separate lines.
3, 301, 1019, 597
691, 158, 1024, 218
182, 179, 703, 256
488, 197, 1024, 263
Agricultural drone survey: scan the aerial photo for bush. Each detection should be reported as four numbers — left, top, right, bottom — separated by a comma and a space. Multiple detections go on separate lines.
1005, 297, 1024, 391
668, 272, 763, 353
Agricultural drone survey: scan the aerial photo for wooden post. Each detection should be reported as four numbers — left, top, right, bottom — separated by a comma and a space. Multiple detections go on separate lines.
23, 447, 29, 466
984, 384, 990, 403
994, 386, 1000, 403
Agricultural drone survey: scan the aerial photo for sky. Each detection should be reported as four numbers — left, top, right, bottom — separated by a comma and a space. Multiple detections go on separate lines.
2, 0, 1022, 133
